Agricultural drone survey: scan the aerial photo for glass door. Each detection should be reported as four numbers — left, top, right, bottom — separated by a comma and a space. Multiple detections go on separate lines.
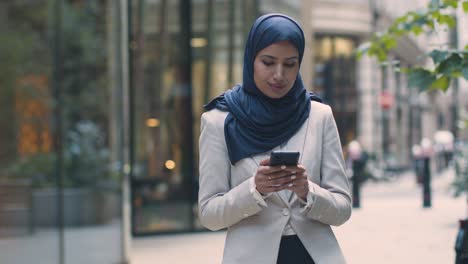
129, 0, 196, 235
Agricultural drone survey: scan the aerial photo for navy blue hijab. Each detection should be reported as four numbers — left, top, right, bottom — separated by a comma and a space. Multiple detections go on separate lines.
204, 13, 322, 165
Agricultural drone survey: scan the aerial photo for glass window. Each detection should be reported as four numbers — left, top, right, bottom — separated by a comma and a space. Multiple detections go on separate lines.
130, 0, 256, 234
0, 1, 124, 263
61, 1, 122, 262
314, 35, 358, 145
0, 2, 59, 263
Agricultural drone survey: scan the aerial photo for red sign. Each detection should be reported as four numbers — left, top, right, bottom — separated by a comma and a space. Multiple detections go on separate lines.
380, 90, 394, 110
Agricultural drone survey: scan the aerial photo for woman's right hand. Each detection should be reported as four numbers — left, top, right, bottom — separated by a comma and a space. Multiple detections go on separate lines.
254, 158, 297, 195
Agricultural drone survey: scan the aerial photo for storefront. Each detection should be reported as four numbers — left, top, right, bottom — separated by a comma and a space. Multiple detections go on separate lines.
128, 0, 260, 235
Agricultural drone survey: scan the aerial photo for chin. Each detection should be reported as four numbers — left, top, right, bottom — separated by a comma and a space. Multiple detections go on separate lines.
263, 89, 289, 99
257, 85, 289, 99
269, 93, 285, 99
269, 88, 290, 99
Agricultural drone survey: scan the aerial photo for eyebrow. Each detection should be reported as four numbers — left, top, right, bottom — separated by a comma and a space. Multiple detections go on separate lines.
260, 55, 299, 61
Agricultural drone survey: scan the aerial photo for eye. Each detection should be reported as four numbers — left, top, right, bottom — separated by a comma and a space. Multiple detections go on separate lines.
284, 62, 296, 68
262, 60, 274, 66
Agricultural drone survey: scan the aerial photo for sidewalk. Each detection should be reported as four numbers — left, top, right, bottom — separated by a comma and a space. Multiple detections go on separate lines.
132, 168, 466, 264
334, 168, 465, 264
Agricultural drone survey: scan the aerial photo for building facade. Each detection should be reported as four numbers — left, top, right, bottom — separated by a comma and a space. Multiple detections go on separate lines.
309, 0, 466, 169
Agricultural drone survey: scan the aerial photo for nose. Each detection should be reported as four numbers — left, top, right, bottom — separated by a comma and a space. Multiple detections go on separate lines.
273, 65, 285, 81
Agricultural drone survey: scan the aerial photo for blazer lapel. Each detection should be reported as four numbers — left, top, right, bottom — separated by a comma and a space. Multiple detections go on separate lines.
279, 190, 293, 208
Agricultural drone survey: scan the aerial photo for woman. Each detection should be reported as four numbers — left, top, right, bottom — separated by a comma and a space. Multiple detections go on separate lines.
198, 13, 351, 264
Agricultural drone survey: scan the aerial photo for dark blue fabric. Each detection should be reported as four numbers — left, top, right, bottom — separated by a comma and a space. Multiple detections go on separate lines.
204, 13, 322, 165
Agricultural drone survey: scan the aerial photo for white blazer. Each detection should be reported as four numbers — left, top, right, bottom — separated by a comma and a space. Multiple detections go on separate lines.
198, 101, 351, 264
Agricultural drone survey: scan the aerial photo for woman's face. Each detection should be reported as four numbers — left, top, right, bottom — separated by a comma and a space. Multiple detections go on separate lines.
253, 40, 300, 99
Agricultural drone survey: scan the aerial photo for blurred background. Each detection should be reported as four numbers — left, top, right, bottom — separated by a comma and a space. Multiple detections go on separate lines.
0, 0, 467, 263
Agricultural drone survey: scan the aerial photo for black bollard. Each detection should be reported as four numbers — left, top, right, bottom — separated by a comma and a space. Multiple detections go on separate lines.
352, 173, 360, 208
455, 219, 468, 264
352, 158, 364, 208
413, 157, 423, 184
422, 157, 432, 208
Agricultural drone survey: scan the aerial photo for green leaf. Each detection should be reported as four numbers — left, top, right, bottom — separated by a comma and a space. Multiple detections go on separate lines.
463, 1, 468, 12
395, 14, 409, 25
407, 68, 436, 91
377, 49, 388, 62
437, 14, 456, 28
426, 20, 435, 30
383, 37, 397, 49
463, 64, 468, 80
451, 71, 463, 78
412, 13, 430, 27
368, 42, 389, 62
355, 42, 370, 59
431, 76, 451, 91
431, 10, 441, 20
411, 26, 424, 35
429, 50, 449, 64
465, 44, 468, 50
436, 53, 462, 75
400, 67, 410, 74
443, 0, 458, 8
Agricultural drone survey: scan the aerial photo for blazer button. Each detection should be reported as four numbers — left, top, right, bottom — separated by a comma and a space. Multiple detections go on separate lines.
282, 208, 289, 216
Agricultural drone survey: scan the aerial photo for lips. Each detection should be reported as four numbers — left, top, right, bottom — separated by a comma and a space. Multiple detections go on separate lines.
269, 83, 285, 90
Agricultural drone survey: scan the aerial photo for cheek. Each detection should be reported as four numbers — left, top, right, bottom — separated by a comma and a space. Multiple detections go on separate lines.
285, 66, 299, 81
253, 63, 269, 81
288, 69, 299, 82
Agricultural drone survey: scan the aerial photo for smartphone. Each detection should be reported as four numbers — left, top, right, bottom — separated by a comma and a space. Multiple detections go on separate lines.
269, 151, 300, 166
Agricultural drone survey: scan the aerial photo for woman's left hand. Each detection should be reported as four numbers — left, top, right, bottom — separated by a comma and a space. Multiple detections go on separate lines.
285, 164, 309, 201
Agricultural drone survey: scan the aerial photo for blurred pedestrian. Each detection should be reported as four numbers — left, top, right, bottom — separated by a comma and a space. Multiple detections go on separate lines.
198, 13, 351, 264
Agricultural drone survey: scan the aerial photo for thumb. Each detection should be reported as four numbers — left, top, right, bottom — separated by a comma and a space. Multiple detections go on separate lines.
259, 158, 270, 166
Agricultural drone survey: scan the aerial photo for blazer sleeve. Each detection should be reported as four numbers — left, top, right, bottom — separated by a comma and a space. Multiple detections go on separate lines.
302, 105, 352, 226
198, 112, 264, 231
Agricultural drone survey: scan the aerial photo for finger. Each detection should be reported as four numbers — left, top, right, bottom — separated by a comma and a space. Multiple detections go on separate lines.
294, 172, 308, 180
257, 165, 286, 175
262, 178, 295, 192
270, 175, 296, 186
292, 179, 309, 190
267, 184, 293, 192
268, 170, 295, 179
287, 184, 308, 193
256, 180, 275, 194
254, 172, 273, 186
259, 159, 270, 166
284, 164, 306, 173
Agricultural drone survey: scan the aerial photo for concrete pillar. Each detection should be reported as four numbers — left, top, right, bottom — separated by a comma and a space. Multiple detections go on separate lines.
300, 0, 313, 91
357, 55, 379, 156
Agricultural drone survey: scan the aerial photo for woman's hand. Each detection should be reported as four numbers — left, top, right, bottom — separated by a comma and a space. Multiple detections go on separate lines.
254, 159, 309, 200
286, 164, 309, 201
